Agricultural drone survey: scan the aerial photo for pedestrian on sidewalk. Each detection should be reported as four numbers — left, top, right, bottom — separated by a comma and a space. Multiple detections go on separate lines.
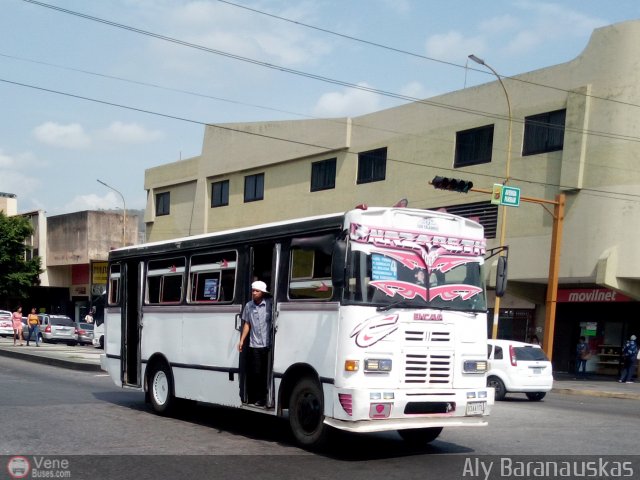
619, 334, 638, 383
26, 308, 40, 347
12, 306, 24, 346
575, 336, 590, 378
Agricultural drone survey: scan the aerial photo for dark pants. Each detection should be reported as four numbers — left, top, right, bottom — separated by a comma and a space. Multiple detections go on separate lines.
575, 357, 587, 376
248, 347, 270, 403
27, 325, 40, 345
620, 357, 637, 382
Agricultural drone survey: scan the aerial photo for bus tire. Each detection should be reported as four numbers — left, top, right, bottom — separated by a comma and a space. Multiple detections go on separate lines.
487, 376, 506, 401
288, 377, 329, 448
99, 336, 104, 349
398, 427, 443, 444
148, 362, 175, 415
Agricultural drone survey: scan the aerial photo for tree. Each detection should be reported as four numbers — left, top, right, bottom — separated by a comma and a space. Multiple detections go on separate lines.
0, 212, 42, 307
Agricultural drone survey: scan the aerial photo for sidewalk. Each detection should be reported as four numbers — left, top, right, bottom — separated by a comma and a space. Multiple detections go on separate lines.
0, 337, 639, 399
551, 372, 640, 400
0, 336, 103, 372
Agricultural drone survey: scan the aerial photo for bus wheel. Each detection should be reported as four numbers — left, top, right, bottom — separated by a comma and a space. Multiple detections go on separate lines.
487, 376, 506, 401
148, 363, 175, 415
289, 378, 329, 448
398, 427, 443, 444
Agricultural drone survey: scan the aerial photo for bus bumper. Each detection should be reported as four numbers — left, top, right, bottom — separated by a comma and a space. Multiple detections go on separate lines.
326, 387, 494, 433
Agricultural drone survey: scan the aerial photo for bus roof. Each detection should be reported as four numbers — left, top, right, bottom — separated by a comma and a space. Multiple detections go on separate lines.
109, 207, 484, 260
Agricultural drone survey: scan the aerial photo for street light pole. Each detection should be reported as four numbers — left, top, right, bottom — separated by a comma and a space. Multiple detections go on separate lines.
468, 54, 513, 340
97, 179, 126, 247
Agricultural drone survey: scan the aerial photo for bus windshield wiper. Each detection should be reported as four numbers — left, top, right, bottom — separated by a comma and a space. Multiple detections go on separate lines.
376, 300, 409, 312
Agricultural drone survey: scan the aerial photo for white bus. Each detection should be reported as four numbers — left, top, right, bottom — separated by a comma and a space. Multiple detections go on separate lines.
103, 206, 503, 447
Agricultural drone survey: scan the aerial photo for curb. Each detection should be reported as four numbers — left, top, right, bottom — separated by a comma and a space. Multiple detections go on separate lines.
552, 386, 640, 401
0, 347, 103, 372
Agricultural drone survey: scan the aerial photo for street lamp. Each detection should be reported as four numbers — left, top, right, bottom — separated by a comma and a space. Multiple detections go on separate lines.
468, 54, 513, 340
97, 179, 126, 246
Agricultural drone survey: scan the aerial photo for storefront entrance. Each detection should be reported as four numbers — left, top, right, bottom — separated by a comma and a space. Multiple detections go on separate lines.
552, 288, 638, 375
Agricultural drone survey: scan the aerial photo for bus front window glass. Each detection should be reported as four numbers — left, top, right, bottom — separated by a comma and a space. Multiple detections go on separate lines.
345, 246, 486, 312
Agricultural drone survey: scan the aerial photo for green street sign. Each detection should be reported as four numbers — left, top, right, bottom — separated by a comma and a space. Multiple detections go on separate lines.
501, 185, 521, 207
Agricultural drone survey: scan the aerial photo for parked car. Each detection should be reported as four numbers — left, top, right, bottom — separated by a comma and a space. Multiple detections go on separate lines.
38, 314, 78, 346
0, 310, 13, 337
75, 322, 94, 345
487, 339, 554, 401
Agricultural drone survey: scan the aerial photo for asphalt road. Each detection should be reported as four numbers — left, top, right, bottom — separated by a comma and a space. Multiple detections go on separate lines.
1, 356, 639, 479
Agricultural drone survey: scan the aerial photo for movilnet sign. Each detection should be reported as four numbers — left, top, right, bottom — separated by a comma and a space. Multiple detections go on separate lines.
557, 288, 633, 303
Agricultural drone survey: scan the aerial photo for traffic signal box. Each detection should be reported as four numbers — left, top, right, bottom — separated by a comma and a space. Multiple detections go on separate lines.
431, 176, 474, 193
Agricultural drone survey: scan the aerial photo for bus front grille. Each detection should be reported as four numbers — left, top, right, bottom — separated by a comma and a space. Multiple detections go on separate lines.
403, 353, 453, 385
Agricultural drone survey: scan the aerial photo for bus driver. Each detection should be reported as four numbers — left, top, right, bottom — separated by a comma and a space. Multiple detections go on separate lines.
238, 280, 272, 407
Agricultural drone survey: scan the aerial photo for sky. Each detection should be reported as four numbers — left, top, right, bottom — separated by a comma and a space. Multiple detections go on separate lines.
1, 0, 639, 216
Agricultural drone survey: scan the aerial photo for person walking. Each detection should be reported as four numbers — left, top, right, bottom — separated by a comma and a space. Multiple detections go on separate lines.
619, 334, 638, 383
237, 280, 272, 407
575, 336, 590, 379
26, 308, 40, 347
12, 307, 24, 346
84, 309, 94, 324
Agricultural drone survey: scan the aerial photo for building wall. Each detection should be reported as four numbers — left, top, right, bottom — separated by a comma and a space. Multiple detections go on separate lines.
143, 20, 640, 302
0, 192, 17, 216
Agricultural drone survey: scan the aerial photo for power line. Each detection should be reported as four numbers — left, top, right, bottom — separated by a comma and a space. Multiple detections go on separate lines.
18, 0, 640, 146
0, 77, 333, 151
11, 2, 640, 202
215, 0, 640, 112
3, 75, 640, 205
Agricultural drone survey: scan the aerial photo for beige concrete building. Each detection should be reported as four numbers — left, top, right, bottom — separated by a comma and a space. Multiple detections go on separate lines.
144, 21, 640, 373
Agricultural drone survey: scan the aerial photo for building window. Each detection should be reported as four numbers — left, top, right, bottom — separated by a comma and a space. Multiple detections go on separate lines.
244, 173, 264, 202
523, 109, 566, 156
156, 192, 170, 216
311, 158, 337, 192
454, 125, 494, 167
357, 147, 387, 184
211, 180, 229, 208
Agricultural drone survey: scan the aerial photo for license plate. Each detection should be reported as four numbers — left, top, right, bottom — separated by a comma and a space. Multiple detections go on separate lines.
532, 367, 542, 374
466, 401, 485, 416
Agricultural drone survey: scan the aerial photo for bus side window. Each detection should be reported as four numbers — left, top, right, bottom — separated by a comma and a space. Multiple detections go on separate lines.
288, 247, 333, 300
108, 263, 120, 306
146, 257, 186, 304
188, 251, 237, 303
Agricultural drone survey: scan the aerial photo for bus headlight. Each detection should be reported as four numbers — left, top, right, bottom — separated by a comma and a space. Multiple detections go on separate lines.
364, 358, 392, 372
463, 360, 487, 373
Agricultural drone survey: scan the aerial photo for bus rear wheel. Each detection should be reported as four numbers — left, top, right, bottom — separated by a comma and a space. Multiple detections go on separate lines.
398, 427, 443, 444
148, 363, 175, 415
288, 377, 329, 448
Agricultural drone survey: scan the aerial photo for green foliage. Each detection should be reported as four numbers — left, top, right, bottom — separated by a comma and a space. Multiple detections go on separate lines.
0, 212, 42, 305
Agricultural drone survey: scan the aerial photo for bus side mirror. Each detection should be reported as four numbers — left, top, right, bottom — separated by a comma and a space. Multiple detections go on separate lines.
332, 240, 347, 289
495, 256, 508, 298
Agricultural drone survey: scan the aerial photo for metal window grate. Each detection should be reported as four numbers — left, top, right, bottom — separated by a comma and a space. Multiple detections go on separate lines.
428, 201, 498, 239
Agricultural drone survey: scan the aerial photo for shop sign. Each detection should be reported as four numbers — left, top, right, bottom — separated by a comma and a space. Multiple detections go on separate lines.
92, 262, 108, 285
71, 284, 89, 296
557, 288, 633, 303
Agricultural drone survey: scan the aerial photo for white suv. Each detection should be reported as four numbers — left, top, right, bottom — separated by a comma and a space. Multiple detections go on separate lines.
487, 339, 553, 401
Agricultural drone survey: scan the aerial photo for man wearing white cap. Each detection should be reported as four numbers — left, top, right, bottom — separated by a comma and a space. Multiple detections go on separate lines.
238, 280, 272, 406
619, 334, 638, 383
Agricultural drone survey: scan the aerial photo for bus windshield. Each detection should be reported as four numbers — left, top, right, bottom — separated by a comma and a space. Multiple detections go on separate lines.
344, 243, 487, 312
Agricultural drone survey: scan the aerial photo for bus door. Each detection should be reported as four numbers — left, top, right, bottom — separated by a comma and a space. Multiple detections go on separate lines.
239, 242, 280, 407
121, 259, 143, 387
